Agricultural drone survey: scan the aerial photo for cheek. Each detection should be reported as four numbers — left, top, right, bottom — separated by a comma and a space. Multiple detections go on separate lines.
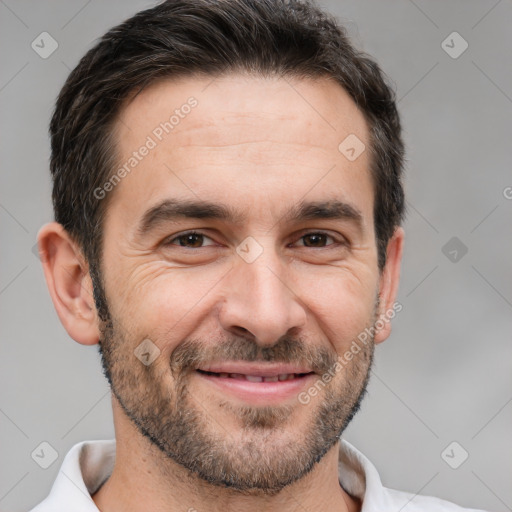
293, 266, 378, 351
110, 266, 224, 351
107, 253, 378, 357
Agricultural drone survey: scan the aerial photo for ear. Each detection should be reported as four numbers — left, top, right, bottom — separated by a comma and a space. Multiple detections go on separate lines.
374, 227, 404, 344
37, 222, 100, 346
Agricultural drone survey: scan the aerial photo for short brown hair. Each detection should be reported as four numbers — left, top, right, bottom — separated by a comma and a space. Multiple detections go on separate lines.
50, 0, 405, 275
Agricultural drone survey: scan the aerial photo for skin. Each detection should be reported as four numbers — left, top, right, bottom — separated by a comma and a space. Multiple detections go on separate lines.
38, 74, 403, 512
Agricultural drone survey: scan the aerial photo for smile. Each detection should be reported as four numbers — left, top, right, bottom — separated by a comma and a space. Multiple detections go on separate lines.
194, 363, 317, 404
196, 370, 311, 382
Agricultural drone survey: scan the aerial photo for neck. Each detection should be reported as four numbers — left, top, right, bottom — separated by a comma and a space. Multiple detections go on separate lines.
92, 401, 360, 512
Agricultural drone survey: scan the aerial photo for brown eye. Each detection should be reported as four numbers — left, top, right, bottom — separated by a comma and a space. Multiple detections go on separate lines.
177, 233, 203, 248
298, 232, 336, 248
166, 231, 215, 248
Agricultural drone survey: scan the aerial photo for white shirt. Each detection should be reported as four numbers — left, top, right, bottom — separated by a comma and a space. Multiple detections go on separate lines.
30, 439, 488, 511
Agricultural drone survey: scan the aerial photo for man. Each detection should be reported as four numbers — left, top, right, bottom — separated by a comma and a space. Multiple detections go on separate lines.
32, 0, 487, 510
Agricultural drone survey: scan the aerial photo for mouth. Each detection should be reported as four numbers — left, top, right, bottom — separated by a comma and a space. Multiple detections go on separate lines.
196, 369, 313, 382
194, 363, 317, 404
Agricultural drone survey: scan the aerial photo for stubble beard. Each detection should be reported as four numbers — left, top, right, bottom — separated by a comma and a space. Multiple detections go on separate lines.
94, 275, 375, 495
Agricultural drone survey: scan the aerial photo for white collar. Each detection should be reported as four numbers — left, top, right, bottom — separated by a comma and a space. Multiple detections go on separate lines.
30, 438, 485, 511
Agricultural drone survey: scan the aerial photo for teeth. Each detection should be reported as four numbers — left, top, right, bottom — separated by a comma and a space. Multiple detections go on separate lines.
230, 373, 297, 381
245, 375, 264, 382
210, 372, 301, 381
229, 373, 247, 380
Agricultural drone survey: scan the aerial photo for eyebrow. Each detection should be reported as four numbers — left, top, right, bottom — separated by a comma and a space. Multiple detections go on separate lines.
138, 199, 244, 235
283, 200, 363, 226
137, 198, 364, 236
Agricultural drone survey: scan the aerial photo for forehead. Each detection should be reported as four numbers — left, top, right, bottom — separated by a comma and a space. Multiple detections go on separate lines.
109, 73, 374, 230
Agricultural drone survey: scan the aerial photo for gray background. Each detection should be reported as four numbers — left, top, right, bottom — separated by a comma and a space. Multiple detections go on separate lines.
1, 1, 511, 510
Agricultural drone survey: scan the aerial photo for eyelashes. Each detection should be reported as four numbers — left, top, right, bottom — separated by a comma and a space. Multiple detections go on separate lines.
165, 231, 216, 248
163, 230, 346, 250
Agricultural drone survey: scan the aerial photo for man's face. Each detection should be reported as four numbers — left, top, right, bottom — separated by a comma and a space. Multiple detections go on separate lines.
97, 74, 380, 492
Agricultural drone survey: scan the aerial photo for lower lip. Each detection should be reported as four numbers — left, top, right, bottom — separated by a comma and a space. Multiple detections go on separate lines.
195, 371, 316, 405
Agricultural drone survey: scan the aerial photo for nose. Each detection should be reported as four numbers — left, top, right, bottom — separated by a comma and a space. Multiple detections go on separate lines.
218, 251, 307, 347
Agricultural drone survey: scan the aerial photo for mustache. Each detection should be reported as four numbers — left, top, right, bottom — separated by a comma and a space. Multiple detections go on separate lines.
169, 335, 338, 376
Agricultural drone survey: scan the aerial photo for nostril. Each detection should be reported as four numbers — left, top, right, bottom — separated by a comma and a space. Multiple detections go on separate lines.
229, 326, 252, 338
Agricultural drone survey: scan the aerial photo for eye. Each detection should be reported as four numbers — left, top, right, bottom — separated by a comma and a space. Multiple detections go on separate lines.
294, 232, 341, 248
164, 231, 216, 248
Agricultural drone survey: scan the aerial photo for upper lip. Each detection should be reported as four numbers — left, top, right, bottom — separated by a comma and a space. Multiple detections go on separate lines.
196, 362, 315, 377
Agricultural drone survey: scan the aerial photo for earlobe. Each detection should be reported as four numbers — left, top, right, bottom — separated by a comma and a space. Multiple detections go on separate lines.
374, 227, 404, 344
37, 222, 100, 346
